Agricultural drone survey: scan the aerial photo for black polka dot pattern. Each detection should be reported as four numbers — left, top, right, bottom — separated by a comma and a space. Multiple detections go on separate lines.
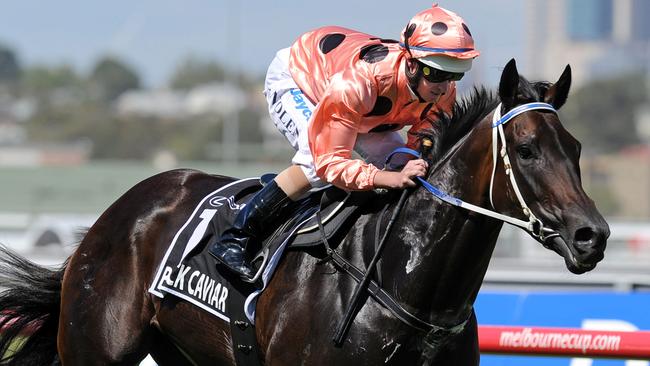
369, 123, 400, 133
359, 44, 389, 63
369, 38, 399, 44
431, 22, 448, 36
365, 96, 393, 117
404, 23, 417, 38
462, 23, 472, 37
420, 103, 434, 120
319, 33, 346, 54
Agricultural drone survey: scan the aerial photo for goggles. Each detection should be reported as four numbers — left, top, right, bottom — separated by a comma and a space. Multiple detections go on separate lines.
420, 62, 464, 83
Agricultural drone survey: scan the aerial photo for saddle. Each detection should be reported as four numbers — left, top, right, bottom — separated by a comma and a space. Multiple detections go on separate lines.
269, 182, 375, 247
235, 173, 376, 252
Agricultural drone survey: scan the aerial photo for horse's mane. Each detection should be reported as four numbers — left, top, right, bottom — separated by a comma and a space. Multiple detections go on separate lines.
412, 77, 552, 164
409, 87, 498, 163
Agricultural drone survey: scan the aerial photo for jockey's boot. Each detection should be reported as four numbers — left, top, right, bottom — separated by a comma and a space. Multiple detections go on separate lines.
208, 180, 291, 279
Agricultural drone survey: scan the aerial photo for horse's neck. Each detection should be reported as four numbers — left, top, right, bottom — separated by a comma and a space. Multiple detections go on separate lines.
383, 118, 502, 327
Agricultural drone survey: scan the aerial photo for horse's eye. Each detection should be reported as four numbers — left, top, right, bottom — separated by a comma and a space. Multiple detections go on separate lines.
516, 145, 534, 160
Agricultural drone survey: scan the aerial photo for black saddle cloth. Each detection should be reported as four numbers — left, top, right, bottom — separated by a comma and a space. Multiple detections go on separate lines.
150, 176, 377, 316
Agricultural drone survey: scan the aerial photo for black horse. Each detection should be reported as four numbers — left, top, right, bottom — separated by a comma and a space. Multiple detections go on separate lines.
0, 59, 608, 365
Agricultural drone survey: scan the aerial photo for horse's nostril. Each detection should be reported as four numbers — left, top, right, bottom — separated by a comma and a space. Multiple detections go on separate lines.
574, 227, 595, 243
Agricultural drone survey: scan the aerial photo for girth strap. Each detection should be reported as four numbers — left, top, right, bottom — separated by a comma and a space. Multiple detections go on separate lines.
316, 195, 472, 343
328, 250, 434, 331
328, 250, 473, 357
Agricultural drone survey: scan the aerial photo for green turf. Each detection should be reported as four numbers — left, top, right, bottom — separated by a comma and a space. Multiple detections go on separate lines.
0, 160, 287, 214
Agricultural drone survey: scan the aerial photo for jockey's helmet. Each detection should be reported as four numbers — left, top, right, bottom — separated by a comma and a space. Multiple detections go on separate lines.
401, 4, 479, 88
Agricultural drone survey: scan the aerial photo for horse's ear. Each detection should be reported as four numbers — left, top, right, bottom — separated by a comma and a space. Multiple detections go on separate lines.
544, 64, 572, 110
498, 58, 519, 109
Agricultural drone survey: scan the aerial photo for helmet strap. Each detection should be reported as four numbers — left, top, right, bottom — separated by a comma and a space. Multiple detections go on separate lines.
402, 23, 425, 102
405, 58, 426, 103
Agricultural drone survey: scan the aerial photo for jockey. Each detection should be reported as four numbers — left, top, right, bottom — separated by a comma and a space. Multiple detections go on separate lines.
209, 4, 480, 279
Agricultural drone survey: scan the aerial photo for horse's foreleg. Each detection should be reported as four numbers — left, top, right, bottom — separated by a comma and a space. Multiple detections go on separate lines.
147, 325, 196, 366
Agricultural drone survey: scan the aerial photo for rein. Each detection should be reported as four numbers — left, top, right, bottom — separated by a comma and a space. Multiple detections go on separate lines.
327, 139, 472, 350
332, 141, 431, 347
388, 102, 561, 242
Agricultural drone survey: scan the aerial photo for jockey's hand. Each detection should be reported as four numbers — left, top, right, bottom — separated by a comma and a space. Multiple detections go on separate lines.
373, 159, 428, 189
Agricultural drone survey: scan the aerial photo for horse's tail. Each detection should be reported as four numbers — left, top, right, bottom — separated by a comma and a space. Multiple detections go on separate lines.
0, 245, 65, 366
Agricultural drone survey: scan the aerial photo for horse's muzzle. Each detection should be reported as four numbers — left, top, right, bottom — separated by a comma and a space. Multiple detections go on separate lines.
546, 222, 609, 274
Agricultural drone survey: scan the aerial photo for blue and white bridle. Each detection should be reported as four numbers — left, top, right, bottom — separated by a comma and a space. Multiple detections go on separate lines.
390, 102, 561, 242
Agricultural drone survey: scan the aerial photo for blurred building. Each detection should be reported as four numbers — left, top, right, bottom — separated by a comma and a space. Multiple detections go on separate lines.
0, 143, 91, 166
0, 93, 87, 166
115, 82, 246, 119
527, 0, 650, 87
526, 0, 650, 220
582, 150, 650, 219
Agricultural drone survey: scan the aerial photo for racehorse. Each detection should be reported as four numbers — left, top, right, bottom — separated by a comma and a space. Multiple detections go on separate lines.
0, 59, 608, 365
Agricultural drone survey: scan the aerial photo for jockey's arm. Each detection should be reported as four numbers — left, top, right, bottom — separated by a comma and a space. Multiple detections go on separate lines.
308, 71, 427, 190
308, 71, 379, 190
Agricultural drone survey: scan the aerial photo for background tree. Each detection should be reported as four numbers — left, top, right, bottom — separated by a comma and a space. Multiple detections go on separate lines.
21, 65, 82, 100
561, 72, 647, 153
169, 56, 226, 90
0, 43, 21, 93
89, 56, 140, 101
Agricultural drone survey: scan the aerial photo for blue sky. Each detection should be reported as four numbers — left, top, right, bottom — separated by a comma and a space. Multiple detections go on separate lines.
0, 0, 524, 88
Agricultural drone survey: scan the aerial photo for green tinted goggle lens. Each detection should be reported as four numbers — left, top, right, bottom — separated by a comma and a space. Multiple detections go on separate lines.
421, 65, 464, 82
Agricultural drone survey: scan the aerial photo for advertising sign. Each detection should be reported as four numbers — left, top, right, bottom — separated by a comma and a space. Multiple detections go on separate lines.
476, 292, 650, 365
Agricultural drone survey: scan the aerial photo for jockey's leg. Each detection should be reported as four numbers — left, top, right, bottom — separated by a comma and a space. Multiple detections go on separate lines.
210, 47, 320, 279
209, 165, 310, 279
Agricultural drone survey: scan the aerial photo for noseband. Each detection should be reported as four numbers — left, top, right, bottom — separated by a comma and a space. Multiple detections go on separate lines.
390, 102, 561, 243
